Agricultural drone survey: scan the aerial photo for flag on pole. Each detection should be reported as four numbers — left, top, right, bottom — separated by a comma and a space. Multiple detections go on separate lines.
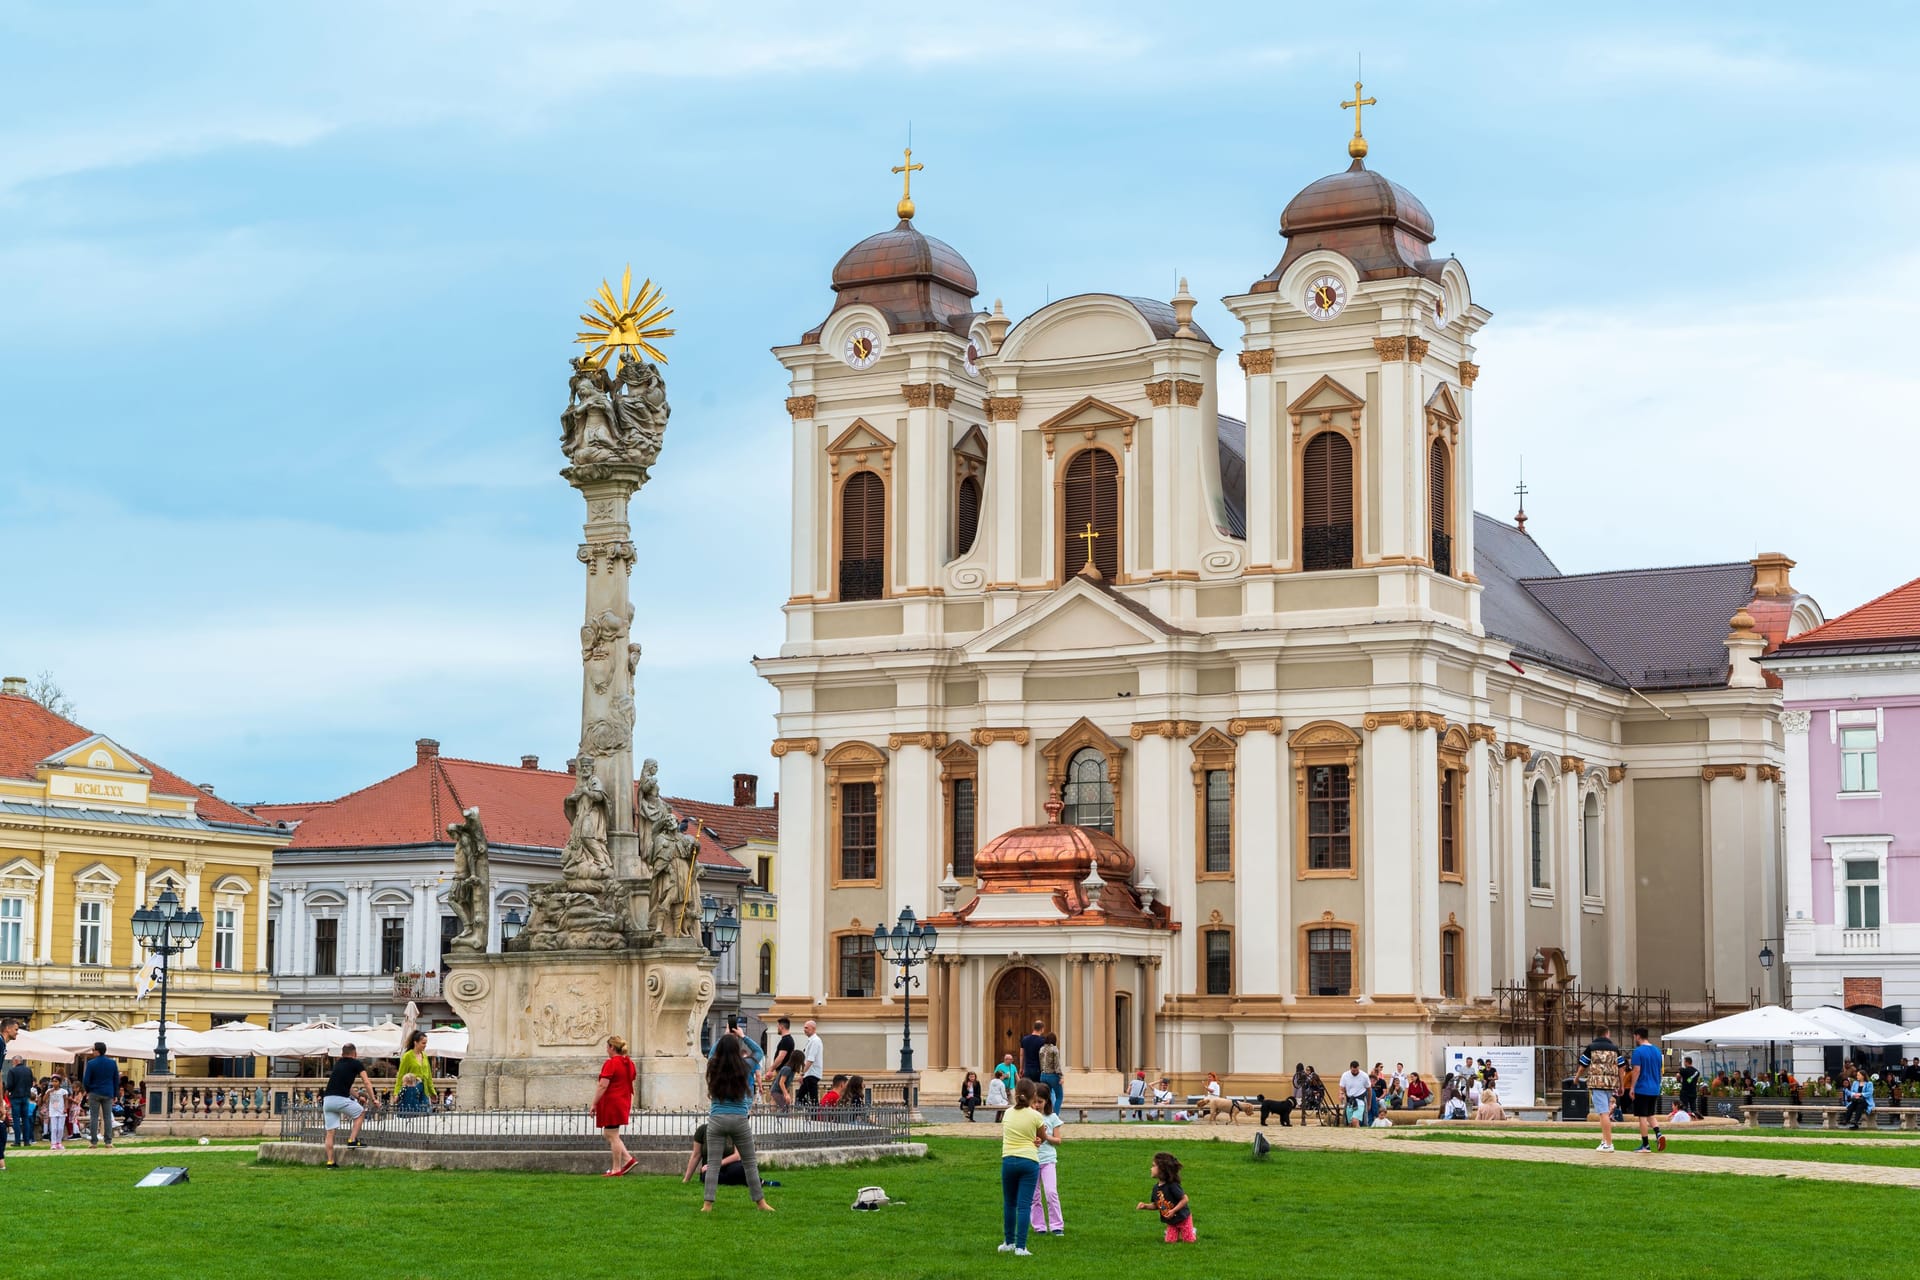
135, 956, 162, 1001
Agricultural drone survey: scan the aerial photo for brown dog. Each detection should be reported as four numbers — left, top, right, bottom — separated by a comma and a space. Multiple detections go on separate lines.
1195, 1095, 1251, 1124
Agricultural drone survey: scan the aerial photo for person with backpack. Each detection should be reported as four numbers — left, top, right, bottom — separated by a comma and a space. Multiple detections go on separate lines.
1576, 1026, 1623, 1152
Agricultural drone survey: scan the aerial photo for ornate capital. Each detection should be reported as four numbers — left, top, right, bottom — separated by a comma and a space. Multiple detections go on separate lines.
1407, 336, 1431, 362
1458, 361, 1480, 388
987, 395, 1022, 421
1502, 742, 1532, 763
1144, 379, 1173, 407
1756, 764, 1784, 783
1228, 717, 1284, 737
1128, 720, 1199, 741
1363, 710, 1447, 732
1779, 709, 1811, 735
1606, 764, 1628, 785
886, 731, 949, 752
577, 540, 636, 576
933, 384, 957, 409
1465, 723, 1499, 745
901, 382, 933, 408
1237, 349, 1275, 375
1174, 379, 1204, 406
1373, 336, 1408, 361
770, 737, 821, 758
785, 395, 816, 420
1561, 755, 1586, 776
1701, 763, 1749, 782
184, 858, 207, 877
970, 727, 1031, 747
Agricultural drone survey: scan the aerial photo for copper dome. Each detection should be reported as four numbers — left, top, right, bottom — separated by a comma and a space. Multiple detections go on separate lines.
1253, 159, 1442, 290
804, 218, 981, 343
945, 801, 1163, 927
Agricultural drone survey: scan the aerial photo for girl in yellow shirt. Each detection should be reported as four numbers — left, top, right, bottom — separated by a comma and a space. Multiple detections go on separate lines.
998, 1079, 1046, 1255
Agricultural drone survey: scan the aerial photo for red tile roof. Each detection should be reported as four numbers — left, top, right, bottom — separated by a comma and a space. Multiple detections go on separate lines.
0, 691, 270, 828
665, 795, 778, 849
1776, 575, 1920, 652
270, 752, 746, 869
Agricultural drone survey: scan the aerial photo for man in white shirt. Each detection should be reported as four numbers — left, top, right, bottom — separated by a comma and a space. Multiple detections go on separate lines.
795, 1020, 825, 1107
1338, 1060, 1371, 1127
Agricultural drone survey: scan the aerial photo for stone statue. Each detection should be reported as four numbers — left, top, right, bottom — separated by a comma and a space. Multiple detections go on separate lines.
648, 823, 699, 938
635, 756, 675, 865
580, 605, 633, 696
611, 353, 669, 463
560, 358, 622, 464
446, 806, 491, 951
561, 756, 614, 884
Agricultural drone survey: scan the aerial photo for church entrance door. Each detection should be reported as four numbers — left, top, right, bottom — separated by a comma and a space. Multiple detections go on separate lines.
993, 966, 1052, 1071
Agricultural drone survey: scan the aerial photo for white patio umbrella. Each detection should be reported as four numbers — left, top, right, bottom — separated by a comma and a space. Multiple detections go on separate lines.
423, 1027, 468, 1058
1800, 1005, 1909, 1047
272, 1019, 354, 1056
4, 1031, 83, 1063
1663, 1005, 1840, 1046
27, 1020, 107, 1053
183, 1021, 293, 1058
348, 1020, 405, 1058
100, 1021, 207, 1061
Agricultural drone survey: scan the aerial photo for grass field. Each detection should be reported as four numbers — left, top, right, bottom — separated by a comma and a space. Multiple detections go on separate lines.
1394, 1131, 1920, 1166
2, 1135, 1912, 1280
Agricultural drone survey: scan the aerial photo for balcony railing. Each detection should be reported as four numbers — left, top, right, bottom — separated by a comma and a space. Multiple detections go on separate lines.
1842, 929, 1882, 951
838, 556, 883, 601
1302, 522, 1354, 572
392, 973, 443, 999
1431, 530, 1452, 577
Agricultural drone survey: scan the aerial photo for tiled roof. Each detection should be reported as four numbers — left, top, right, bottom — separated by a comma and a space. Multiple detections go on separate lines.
1774, 575, 1920, 655
0, 692, 270, 828
1215, 415, 1247, 539
666, 795, 778, 850
1473, 516, 1622, 685
272, 752, 745, 869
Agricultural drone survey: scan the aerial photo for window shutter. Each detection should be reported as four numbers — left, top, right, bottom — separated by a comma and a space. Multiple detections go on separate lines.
955, 475, 981, 557
1301, 432, 1353, 570
1428, 438, 1452, 575
1062, 448, 1119, 579
839, 471, 885, 600
1303, 434, 1332, 526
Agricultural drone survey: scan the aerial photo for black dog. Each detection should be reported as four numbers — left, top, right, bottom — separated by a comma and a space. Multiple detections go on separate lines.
1255, 1094, 1294, 1127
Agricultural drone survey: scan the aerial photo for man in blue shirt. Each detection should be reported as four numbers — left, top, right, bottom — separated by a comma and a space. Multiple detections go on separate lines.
81, 1041, 120, 1148
1624, 1027, 1665, 1153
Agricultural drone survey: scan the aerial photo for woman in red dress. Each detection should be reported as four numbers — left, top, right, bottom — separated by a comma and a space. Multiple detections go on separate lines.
595, 1034, 638, 1176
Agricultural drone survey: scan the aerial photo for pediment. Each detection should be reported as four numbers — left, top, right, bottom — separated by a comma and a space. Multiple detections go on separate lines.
41, 734, 150, 777
826, 419, 894, 476
1425, 382, 1461, 427
969, 578, 1168, 657
1038, 396, 1136, 433
1285, 375, 1365, 429
953, 424, 989, 462
0, 856, 43, 882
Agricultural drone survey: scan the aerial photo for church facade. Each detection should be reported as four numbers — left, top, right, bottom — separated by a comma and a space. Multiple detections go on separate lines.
756, 130, 1822, 1095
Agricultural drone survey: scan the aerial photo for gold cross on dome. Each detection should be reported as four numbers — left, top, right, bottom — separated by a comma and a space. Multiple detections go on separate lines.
1341, 80, 1377, 159
892, 147, 924, 220
1077, 522, 1101, 561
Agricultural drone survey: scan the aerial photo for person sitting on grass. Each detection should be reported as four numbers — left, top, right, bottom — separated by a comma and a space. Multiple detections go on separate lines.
683, 1121, 782, 1190
1136, 1151, 1195, 1243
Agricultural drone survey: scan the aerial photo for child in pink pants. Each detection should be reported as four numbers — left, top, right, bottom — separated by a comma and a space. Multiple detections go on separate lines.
1029, 1106, 1065, 1234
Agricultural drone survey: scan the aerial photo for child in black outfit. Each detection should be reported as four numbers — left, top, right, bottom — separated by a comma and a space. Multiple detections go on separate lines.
1135, 1151, 1195, 1243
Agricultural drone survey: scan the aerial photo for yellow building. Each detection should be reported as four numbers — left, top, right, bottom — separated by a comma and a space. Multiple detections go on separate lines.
0, 678, 289, 1068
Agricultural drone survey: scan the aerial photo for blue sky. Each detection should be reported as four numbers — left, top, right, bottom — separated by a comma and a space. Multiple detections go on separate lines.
3, 2, 1916, 807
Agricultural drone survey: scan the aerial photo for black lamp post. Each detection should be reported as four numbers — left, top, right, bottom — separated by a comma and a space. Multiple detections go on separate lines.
873, 906, 938, 1074
129, 888, 203, 1076
500, 908, 525, 945
700, 894, 742, 1041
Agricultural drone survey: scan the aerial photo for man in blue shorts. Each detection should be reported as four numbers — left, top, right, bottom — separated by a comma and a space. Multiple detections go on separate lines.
1625, 1027, 1665, 1153
1576, 1027, 1622, 1152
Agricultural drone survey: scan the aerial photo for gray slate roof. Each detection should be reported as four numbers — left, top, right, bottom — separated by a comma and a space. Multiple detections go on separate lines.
1215, 415, 1248, 538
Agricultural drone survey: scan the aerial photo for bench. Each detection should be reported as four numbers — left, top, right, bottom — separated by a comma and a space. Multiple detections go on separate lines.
1767, 1102, 1920, 1131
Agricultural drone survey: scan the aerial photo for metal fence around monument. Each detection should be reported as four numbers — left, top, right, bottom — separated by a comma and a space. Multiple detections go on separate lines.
277, 1103, 912, 1152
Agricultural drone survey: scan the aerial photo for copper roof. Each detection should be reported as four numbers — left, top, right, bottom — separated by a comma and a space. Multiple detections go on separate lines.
1253, 159, 1444, 289
948, 803, 1164, 928
805, 219, 981, 342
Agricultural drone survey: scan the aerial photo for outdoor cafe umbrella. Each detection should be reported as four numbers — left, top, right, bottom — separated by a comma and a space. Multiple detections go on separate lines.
27, 1020, 107, 1054
5, 1030, 83, 1063
183, 1021, 294, 1058
1662, 1005, 1840, 1047
1799, 1005, 1909, 1047
100, 1021, 206, 1061
423, 1027, 468, 1058
348, 1020, 406, 1058
271, 1019, 354, 1056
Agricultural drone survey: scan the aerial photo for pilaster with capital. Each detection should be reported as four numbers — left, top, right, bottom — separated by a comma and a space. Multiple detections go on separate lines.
1781, 707, 1815, 941
38, 850, 59, 964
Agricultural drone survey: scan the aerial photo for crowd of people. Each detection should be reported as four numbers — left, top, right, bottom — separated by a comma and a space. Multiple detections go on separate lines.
0, 1034, 144, 1169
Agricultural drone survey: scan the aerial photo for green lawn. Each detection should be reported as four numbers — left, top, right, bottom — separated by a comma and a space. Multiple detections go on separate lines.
2, 1136, 1912, 1279
1394, 1131, 1920, 1167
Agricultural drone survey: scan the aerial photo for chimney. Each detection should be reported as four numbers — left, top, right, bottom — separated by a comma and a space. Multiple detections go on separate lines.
733, 772, 758, 807
1751, 552, 1796, 598
0, 676, 25, 697
521, 754, 540, 770
197, 782, 217, 795
416, 738, 440, 763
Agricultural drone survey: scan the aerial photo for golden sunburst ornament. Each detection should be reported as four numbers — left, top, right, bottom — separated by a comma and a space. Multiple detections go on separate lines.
574, 264, 675, 366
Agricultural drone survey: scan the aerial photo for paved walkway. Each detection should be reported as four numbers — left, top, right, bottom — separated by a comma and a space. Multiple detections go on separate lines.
915, 1121, 1920, 1188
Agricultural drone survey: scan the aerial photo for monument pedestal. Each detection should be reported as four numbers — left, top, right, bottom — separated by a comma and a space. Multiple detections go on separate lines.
446, 943, 716, 1111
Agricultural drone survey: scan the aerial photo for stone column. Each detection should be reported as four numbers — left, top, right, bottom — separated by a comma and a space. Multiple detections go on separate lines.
1065, 956, 1085, 1072
571, 471, 643, 885
38, 851, 58, 964
1234, 724, 1284, 994
132, 856, 151, 918
255, 872, 271, 973
1467, 743, 1495, 997
1141, 956, 1160, 1075
1240, 352, 1277, 570
410, 879, 435, 972
1092, 956, 1114, 1073
773, 742, 822, 999
1558, 764, 1583, 980
1364, 720, 1420, 995
282, 884, 304, 976
945, 957, 964, 1071
788, 397, 820, 599
184, 857, 206, 968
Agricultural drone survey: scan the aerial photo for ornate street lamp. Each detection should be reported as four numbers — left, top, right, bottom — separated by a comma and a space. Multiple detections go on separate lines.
500, 908, 525, 945
130, 888, 203, 1075
873, 906, 938, 1074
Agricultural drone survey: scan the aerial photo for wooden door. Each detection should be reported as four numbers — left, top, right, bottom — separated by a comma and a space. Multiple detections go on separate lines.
993, 967, 1052, 1068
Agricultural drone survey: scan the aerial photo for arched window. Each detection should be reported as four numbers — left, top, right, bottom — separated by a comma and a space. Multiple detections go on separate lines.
1301, 431, 1354, 571
839, 470, 886, 601
1428, 437, 1452, 576
757, 941, 773, 995
1061, 746, 1114, 834
954, 474, 982, 558
1582, 793, 1601, 898
1529, 780, 1550, 890
1061, 448, 1119, 580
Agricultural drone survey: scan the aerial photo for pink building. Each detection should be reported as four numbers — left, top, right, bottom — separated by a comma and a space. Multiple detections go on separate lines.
1767, 576, 1920, 1051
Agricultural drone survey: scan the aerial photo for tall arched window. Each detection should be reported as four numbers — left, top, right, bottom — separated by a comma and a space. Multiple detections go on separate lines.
1529, 780, 1550, 890
757, 941, 773, 995
1301, 431, 1354, 571
1061, 448, 1119, 580
1061, 746, 1114, 834
839, 470, 886, 601
954, 474, 982, 558
1428, 437, 1452, 576
1582, 792, 1601, 898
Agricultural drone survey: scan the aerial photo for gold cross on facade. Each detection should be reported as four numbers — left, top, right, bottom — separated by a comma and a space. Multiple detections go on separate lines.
1341, 80, 1377, 159
1076, 522, 1101, 562
892, 147, 925, 220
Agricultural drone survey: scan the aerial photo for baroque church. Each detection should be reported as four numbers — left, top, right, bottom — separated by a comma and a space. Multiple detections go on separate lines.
756, 111, 1823, 1095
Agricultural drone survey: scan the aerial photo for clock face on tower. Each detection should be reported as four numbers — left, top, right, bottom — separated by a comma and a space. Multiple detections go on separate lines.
1305, 275, 1347, 322
844, 325, 882, 369
964, 340, 981, 378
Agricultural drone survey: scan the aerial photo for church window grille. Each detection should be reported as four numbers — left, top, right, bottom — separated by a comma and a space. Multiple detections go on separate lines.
1529, 781, 1550, 890
954, 475, 981, 558
840, 782, 879, 880
1204, 928, 1233, 995
1428, 438, 1452, 576
839, 470, 886, 601
1582, 793, 1601, 899
951, 777, 977, 878
1306, 764, 1352, 870
313, 918, 338, 977
1439, 768, 1460, 876
837, 932, 875, 998
1204, 769, 1232, 874
1061, 448, 1119, 580
1301, 431, 1354, 571
379, 917, 405, 975
1062, 747, 1115, 834
1307, 927, 1353, 996
1441, 927, 1462, 999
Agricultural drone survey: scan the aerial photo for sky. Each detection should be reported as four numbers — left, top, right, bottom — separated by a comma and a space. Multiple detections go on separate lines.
3, 1, 1917, 808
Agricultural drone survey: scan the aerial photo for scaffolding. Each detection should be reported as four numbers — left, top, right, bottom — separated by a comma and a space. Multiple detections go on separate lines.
1493, 981, 1686, 1101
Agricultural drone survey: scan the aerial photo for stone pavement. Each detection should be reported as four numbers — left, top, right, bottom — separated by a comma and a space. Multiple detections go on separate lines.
914, 1120, 1920, 1188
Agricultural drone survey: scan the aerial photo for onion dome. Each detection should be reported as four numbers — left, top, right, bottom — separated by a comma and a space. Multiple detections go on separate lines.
804, 218, 980, 342
950, 800, 1164, 927
1252, 158, 1442, 290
